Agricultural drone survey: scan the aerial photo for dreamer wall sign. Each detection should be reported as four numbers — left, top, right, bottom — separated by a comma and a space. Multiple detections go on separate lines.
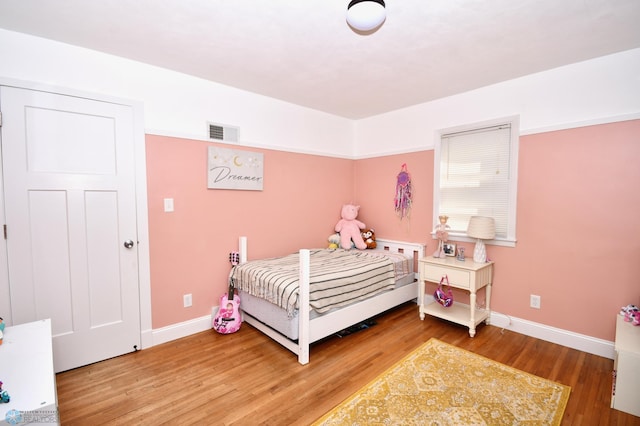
207, 147, 264, 191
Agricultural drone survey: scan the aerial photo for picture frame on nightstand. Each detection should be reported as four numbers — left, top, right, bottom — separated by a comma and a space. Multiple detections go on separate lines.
443, 243, 456, 257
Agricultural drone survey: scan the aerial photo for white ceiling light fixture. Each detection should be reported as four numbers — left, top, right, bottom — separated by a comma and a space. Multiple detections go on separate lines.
346, 0, 386, 32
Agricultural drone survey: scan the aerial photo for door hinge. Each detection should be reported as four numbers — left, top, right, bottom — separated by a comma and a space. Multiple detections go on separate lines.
3, 225, 6, 240
0, 111, 3, 127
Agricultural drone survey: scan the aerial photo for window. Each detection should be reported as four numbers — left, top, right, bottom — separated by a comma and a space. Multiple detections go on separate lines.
433, 117, 519, 246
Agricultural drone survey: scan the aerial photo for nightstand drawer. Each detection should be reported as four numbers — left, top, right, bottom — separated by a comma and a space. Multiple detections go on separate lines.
423, 265, 470, 289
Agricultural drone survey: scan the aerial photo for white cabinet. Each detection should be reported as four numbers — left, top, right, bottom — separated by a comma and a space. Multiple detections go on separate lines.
611, 315, 640, 417
0, 319, 59, 425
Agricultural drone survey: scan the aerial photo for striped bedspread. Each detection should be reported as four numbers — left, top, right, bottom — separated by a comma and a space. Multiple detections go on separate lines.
230, 249, 399, 316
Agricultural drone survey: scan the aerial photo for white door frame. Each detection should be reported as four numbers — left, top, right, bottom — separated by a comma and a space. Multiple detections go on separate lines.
0, 77, 153, 349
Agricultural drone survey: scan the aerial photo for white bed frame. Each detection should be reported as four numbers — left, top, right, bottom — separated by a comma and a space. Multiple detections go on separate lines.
236, 236, 425, 365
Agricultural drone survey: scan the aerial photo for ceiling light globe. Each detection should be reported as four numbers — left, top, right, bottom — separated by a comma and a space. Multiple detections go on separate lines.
346, 0, 386, 32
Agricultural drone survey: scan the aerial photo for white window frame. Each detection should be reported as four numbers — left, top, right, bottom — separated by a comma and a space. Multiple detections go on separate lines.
433, 116, 519, 248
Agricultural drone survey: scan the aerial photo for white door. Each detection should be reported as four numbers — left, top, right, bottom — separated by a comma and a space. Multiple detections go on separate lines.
0, 86, 141, 372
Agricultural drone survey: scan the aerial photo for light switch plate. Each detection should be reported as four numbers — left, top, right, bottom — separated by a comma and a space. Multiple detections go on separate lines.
164, 198, 174, 212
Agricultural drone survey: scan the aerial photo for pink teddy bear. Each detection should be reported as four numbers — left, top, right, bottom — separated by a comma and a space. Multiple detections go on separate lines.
335, 204, 367, 250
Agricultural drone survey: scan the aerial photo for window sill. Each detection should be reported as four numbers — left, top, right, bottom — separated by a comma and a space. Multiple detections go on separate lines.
430, 232, 516, 248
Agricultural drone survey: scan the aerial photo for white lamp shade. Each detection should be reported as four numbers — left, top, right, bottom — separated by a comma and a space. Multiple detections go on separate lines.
467, 216, 495, 263
466, 216, 496, 240
346, 0, 386, 31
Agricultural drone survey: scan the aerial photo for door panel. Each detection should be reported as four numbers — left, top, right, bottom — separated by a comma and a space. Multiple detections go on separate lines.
85, 190, 123, 327
29, 190, 74, 332
0, 86, 140, 372
25, 105, 117, 175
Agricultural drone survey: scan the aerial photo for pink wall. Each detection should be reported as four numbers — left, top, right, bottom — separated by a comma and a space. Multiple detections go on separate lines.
146, 120, 640, 341
354, 152, 433, 244
354, 120, 640, 341
502, 120, 640, 339
146, 135, 354, 328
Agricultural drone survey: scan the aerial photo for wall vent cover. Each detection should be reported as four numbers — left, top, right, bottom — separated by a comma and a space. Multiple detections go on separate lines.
208, 122, 239, 142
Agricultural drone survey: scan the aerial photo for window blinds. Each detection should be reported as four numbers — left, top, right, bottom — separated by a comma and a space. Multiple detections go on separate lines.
439, 124, 511, 238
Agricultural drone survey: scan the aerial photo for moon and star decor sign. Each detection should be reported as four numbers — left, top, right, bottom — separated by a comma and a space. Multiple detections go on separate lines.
207, 146, 264, 191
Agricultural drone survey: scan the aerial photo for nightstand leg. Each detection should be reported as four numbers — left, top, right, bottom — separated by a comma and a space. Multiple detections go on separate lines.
419, 280, 425, 320
469, 291, 477, 337
485, 283, 492, 325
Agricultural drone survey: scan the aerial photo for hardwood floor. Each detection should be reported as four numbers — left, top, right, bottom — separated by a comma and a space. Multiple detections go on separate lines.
56, 303, 640, 425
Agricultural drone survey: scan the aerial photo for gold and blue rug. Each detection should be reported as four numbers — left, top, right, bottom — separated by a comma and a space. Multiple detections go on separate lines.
314, 338, 570, 425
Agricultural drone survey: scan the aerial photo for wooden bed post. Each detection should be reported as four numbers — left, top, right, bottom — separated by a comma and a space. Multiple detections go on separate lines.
298, 249, 310, 365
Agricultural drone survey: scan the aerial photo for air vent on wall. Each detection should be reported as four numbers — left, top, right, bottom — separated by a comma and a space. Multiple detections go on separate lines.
208, 122, 239, 142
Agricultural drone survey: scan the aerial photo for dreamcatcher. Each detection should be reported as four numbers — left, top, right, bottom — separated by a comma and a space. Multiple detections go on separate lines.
394, 163, 412, 219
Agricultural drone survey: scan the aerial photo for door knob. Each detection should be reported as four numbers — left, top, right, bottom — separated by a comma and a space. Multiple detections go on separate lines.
124, 240, 135, 249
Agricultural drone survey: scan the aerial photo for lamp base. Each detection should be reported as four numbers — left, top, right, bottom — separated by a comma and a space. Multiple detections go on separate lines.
473, 239, 487, 263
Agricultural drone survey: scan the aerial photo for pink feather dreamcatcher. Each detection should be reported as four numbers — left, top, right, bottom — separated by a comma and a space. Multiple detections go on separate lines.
394, 163, 412, 219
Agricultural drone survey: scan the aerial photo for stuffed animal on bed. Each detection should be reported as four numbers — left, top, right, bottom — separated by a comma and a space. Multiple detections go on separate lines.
335, 204, 367, 250
361, 228, 377, 249
328, 233, 340, 249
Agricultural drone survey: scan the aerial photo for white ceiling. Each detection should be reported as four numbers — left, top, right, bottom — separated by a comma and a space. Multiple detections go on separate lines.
1, 0, 639, 119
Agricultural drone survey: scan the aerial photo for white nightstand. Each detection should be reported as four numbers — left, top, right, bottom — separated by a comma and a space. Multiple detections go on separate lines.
418, 256, 493, 337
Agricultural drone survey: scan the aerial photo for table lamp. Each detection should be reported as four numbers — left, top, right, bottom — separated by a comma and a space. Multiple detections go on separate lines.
466, 216, 495, 263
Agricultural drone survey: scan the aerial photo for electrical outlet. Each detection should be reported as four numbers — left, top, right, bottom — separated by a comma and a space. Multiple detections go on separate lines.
530, 294, 541, 309
183, 293, 192, 308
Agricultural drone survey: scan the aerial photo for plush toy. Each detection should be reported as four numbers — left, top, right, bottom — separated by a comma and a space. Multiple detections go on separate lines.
335, 204, 367, 250
620, 305, 640, 326
620, 304, 639, 317
361, 228, 377, 249
0, 381, 9, 403
328, 233, 340, 249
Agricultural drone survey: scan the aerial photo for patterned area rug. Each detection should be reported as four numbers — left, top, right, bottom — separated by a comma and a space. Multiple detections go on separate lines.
314, 338, 570, 425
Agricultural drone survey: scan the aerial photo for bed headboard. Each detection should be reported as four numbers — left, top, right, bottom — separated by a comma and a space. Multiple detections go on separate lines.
237, 236, 425, 278
373, 238, 425, 279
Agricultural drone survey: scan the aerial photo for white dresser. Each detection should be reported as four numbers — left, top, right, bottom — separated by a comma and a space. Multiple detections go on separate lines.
0, 319, 59, 425
611, 315, 640, 417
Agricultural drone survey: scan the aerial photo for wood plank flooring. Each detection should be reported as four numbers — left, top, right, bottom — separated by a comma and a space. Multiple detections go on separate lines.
56, 302, 640, 425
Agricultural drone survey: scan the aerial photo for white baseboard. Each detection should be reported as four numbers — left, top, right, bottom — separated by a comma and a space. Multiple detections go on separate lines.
150, 314, 213, 347
142, 309, 616, 360
140, 328, 154, 350
490, 311, 615, 359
